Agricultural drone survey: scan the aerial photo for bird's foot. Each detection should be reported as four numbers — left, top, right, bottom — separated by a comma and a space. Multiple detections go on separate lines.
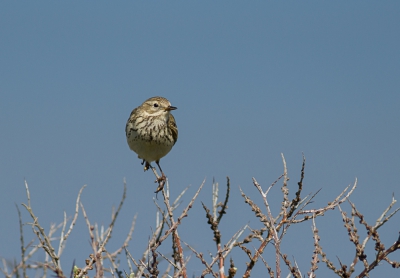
143, 161, 151, 172
156, 173, 166, 183
154, 179, 165, 193
154, 173, 166, 193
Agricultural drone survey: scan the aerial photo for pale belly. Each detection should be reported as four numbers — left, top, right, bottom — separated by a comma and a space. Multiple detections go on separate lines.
127, 137, 173, 162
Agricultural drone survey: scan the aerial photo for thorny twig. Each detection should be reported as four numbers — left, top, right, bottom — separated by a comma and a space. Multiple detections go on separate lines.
241, 155, 361, 278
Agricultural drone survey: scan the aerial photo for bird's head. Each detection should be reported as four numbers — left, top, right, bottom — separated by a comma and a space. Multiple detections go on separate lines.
142, 96, 177, 117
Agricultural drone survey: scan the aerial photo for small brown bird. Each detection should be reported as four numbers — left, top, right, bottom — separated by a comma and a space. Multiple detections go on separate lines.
125, 96, 178, 183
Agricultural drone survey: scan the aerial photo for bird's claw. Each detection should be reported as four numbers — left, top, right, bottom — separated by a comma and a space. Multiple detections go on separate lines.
154, 176, 166, 184
157, 175, 166, 183
143, 161, 151, 172
154, 179, 165, 193
154, 174, 166, 193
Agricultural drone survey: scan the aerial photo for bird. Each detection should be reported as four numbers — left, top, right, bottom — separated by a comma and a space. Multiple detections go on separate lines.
126, 96, 178, 185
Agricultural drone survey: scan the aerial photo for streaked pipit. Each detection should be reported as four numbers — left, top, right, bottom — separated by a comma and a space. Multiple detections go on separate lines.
126, 96, 178, 189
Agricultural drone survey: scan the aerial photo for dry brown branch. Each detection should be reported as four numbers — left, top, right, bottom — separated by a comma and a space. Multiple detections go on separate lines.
16, 203, 27, 278
312, 195, 400, 278
160, 183, 186, 278
217, 177, 230, 224
338, 204, 366, 274
308, 216, 320, 278
171, 184, 191, 210
240, 156, 362, 278
227, 257, 237, 278
133, 180, 204, 278
200, 177, 231, 278
347, 200, 400, 277
110, 214, 137, 258
74, 253, 97, 278
280, 153, 290, 216
134, 221, 164, 277
5, 182, 88, 278
58, 185, 86, 258
104, 251, 118, 277
239, 187, 270, 229
1, 204, 38, 278
286, 153, 305, 218
281, 253, 301, 278
361, 194, 400, 248
79, 201, 107, 278
5, 156, 400, 278
182, 241, 218, 278
103, 182, 127, 247
258, 250, 274, 278
253, 178, 281, 277
293, 179, 357, 223
156, 251, 179, 271
124, 246, 139, 273
154, 179, 205, 248
148, 164, 166, 193
2, 238, 38, 278
184, 222, 246, 276
21, 181, 65, 277
223, 224, 248, 260
173, 255, 191, 278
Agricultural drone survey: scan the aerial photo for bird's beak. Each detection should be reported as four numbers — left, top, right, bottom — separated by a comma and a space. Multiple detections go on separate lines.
165, 106, 177, 111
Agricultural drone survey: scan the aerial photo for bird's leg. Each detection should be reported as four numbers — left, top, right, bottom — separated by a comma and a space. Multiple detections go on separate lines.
142, 160, 165, 193
142, 160, 150, 171
156, 160, 167, 182
144, 161, 164, 187
153, 160, 167, 193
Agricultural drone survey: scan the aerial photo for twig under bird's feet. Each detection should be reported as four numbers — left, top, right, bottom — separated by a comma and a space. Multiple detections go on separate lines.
146, 163, 166, 193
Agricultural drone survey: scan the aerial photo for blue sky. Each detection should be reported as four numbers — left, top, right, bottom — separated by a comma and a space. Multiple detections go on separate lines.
1, 1, 400, 277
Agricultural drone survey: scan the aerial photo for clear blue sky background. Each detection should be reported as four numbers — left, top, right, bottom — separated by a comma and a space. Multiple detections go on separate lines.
1, 1, 400, 277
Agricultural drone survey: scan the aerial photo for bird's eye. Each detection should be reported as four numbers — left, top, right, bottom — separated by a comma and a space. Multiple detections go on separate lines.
153, 103, 159, 108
